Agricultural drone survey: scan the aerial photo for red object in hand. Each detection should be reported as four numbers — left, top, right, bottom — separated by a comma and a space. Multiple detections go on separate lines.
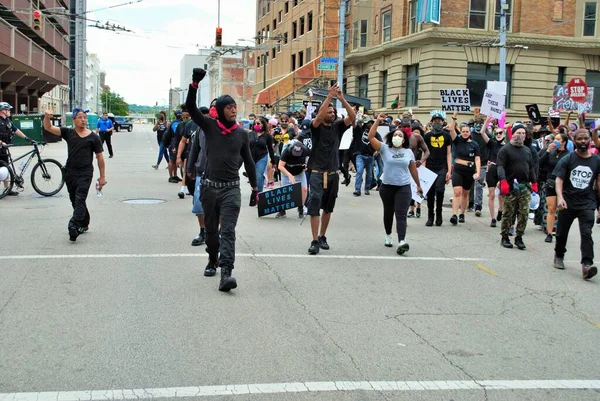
500, 180, 510, 196
531, 182, 538, 193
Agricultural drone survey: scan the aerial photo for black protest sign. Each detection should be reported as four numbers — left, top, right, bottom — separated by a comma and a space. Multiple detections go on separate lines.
257, 183, 302, 217
525, 104, 543, 125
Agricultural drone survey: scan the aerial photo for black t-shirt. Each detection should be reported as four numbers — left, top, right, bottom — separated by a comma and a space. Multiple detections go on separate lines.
156, 121, 168, 142
280, 141, 310, 176
471, 130, 492, 164
249, 131, 275, 162
453, 136, 481, 162
488, 139, 504, 164
60, 127, 103, 173
496, 143, 536, 184
297, 131, 312, 151
424, 130, 452, 171
353, 126, 380, 156
308, 119, 349, 171
553, 152, 600, 210
539, 148, 569, 180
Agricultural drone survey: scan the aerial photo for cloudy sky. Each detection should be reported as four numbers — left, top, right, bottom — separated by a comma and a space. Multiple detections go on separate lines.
86, 0, 256, 105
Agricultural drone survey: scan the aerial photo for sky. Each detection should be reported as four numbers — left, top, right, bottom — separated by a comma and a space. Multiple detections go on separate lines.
86, 0, 257, 106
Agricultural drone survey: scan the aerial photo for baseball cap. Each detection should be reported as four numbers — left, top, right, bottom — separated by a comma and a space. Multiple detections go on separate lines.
268, 118, 278, 127
300, 118, 311, 134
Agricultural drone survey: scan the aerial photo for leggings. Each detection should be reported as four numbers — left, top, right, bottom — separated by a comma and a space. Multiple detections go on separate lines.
379, 183, 412, 242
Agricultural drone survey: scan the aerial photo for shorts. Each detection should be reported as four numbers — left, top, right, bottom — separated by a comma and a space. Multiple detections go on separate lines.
486, 164, 499, 188
452, 165, 475, 191
281, 171, 308, 188
191, 176, 204, 215
169, 150, 177, 161
545, 183, 557, 197
307, 172, 339, 216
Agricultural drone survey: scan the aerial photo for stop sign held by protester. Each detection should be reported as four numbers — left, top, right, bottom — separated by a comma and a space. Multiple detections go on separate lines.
567, 78, 588, 103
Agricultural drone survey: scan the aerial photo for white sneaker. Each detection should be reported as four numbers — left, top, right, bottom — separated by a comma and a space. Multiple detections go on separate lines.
384, 235, 393, 247
397, 240, 409, 255
528, 212, 535, 220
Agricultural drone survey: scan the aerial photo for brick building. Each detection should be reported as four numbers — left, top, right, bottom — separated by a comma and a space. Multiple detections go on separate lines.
342, 0, 600, 121
207, 50, 255, 118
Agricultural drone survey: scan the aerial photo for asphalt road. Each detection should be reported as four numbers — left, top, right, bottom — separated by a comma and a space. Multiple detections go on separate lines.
1, 123, 599, 401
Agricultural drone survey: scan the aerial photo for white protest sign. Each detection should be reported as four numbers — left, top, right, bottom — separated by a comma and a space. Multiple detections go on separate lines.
487, 81, 507, 96
339, 127, 353, 150
548, 107, 560, 118
337, 108, 348, 118
410, 165, 438, 203
377, 126, 391, 137
439, 89, 471, 112
480, 90, 505, 119
305, 102, 314, 119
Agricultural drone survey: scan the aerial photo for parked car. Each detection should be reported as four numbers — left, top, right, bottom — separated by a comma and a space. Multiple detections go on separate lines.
107, 114, 133, 132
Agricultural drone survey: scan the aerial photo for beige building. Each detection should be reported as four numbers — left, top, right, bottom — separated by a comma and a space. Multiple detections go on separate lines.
342, 0, 600, 122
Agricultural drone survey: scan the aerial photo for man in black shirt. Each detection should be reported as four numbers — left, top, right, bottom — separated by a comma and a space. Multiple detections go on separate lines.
497, 123, 538, 250
307, 84, 356, 254
423, 113, 452, 226
186, 68, 257, 292
553, 129, 600, 280
352, 118, 378, 196
43, 105, 105, 242
472, 117, 492, 216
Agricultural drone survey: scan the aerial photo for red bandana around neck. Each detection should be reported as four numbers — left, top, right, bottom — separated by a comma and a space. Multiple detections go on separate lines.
217, 120, 239, 135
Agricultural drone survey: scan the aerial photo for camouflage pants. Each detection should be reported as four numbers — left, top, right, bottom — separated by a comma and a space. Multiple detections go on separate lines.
501, 190, 531, 237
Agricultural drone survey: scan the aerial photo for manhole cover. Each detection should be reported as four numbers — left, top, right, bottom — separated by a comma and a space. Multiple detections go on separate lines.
122, 198, 166, 205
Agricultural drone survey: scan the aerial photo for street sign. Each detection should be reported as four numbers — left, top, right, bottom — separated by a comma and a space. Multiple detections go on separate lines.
567, 78, 588, 103
317, 63, 336, 71
320, 57, 338, 64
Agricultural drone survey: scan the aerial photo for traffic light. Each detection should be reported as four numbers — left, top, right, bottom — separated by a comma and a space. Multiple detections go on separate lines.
215, 27, 222, 47
32, 10, 42, 32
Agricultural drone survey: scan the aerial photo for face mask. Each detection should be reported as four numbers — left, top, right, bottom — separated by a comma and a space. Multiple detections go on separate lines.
209, 107, 218, 119
577, 142, 590, 152
253, 124, 262, 132
474, 125, 482, 132
553, 140, 561, 148
511, 135, 525, 147
392, 136, 404, 147
432, 122, 443, 132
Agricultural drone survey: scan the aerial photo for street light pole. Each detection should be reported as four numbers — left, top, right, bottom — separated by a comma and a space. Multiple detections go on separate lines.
499, 0, 507, 83
336, 0, 346, 109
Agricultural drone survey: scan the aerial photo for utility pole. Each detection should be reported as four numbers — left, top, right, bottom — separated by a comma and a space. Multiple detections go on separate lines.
499, 0, 507, 83
336, 0, 346, 109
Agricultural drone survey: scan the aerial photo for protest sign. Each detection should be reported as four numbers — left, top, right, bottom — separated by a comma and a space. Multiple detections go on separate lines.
487, 81, 507, 96
258, 183, 302, 217
410, 166, 438, 204
439, 89, 471, 112
339, 127, 353, 150
480, 90, 505, 119
552, 85, 594, 112
567, 78, 588, 103
525, 104, 543, 125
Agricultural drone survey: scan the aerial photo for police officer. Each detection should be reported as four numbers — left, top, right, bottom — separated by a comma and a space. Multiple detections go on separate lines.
96, 112, 114, 158
0, 102, 35, 196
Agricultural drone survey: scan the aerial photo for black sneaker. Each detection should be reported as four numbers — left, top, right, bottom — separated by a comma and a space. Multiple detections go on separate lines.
318, 235, 330, 250
435, 213, 443, 226
364, 189, 370, 195
582, 264, 597, 280
218, 267, 237, 291
308, 240, 320, 254
174, 176, 182, 182
168, 177, 178, 183
450, 215, 458, 225
475, 208, 482, 217
369, 180, 377, 190
515, 236, 526, 250
353, 191, 361, 196
68, 226, 79, 242
276, 210, 287, 218
191, 232, 205, 246
415, 208, 421, 218
152, 165, 158, 170
490, 219, 497, 228
501, 236, 513, 248
407, 211, 415, 218
497, 211, 503, 221
178, 191, 184, 199
204, 261, 217, 277
553, 254, 565, 270
458, 214, 465, 223
545, 234, 553, 243
425, 218, 434, 227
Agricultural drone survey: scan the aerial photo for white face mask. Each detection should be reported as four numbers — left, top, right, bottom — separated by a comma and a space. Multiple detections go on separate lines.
392, 136, 404, 147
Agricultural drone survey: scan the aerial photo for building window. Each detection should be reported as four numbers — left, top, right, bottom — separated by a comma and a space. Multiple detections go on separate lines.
405, 64, 419, 106
359, 20, 367, 47
272, 47, 276, 59
279, 10, 283, 23
409, 0, 418, 34
273, 18, 277, 30
293, 0, 298, 6
291, 54, 296, 71
466, 62, 513, 107
343, 77, 348, 94
277, 43, 282, 53
586, 70, 600, 112
284, 32, 288, 44
299, 50, 304, 67
292, 21, 297, 39
308, 11, 313, 31
285, 1, 289, 13
381, 70, 388, 108
306, 47, 311, 61
494, 0, 512, 31
584, 2, 597, 36
358, 75, 369, 98
345, 0, 351, 14
257, 56, 261, 68
469, 0, 487, 29
557, 66, 566, 85
267, 0, 270, 12
352, 21, 359, 49
300, 16, 305, 36
266, 25, 270, 39
382, 10, 391, 42
553, 0, 564, 20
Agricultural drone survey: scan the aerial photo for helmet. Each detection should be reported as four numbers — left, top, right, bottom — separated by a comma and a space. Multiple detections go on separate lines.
0, 102, 13, 111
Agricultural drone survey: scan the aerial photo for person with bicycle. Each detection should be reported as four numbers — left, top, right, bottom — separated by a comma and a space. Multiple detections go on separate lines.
43, 105, 106, 242
0, 102, 34, 196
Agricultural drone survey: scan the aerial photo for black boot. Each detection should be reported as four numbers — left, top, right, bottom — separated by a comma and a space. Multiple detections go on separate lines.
204, 260, 217, 277
219, 266, 237, 292
426, 209, 434, 226
435, 195, 444, 226
501, 236, 513, 249
514, 236, 526, 250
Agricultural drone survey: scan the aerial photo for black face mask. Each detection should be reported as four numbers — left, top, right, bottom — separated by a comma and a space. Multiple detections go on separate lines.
432, 122, 443, 132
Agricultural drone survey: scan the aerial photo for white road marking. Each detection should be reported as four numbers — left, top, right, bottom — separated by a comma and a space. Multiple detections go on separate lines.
0, 380, 599, 400
0, 253, 487, 262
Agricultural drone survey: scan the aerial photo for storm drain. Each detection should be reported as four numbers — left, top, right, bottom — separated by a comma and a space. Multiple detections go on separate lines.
122, 198, 166, 205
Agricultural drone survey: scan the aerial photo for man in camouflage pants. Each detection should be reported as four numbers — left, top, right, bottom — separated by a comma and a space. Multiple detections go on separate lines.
496, 123, 538, 250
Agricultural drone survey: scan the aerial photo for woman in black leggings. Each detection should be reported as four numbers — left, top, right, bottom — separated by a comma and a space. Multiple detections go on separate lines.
447, 110, 481, 225
368, 114, 422, 255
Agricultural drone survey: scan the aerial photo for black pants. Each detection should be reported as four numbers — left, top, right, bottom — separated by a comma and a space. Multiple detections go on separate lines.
201, 185, 241, 268
65, 172, 92, 230
379, 184, 412, 242
555, 208, 595, 265
100, 131, 113, 156
426, 168, 447, 217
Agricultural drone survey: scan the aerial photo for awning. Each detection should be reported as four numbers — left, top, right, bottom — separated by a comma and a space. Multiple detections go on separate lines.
310, 89, 371, 110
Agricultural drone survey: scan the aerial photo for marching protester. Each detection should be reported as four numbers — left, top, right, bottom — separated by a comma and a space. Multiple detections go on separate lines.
407, 123, 429, 218
471, 117, 491, 216
423, 114, 452, 226
43, 105, 105, 242
496, 123, 538, 250
186, 106, 209, 247
485, 124, 506, 227
553, 129, 600, 280
368, 114, 422, 254
306, 83, 356, 255
186, 68, 257, 292
249, 116, 276, 194
0, 102, 35, 196
278, 138, 310, 218
352, 117, 377, 197
152, 110, 169, 170
163, 109, 184, 183
447, 111, 481, 226
96, 112, 114, 158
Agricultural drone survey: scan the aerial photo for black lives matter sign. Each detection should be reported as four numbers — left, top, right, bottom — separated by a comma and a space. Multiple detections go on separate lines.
440, 89, 471, 112
257, 183, 302, 217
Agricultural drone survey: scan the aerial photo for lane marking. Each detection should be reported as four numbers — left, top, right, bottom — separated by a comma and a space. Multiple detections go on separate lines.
0, 253, 488, 262
1, 380, 599, 400
474, 263, 497, 276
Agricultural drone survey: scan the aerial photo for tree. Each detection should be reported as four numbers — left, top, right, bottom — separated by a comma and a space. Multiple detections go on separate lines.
100, 90, 129, 116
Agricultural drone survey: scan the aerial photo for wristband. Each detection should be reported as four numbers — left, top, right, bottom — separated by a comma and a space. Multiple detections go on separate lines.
191, 81, 198, 89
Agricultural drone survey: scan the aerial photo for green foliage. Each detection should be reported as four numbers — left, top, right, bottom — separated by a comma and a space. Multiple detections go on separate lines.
100, 91, 129, 116
128, 104, 165, 115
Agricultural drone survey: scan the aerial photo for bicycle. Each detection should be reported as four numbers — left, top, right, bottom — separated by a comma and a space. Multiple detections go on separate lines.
0, 141, 65, 199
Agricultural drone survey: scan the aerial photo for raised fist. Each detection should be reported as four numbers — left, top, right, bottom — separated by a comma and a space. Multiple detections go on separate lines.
192, 68, 207, 83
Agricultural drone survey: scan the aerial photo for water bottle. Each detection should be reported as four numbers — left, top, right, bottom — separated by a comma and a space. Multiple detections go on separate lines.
529, 191, 540, 210
95, 180, 103, 197
513, 179, 519, 192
